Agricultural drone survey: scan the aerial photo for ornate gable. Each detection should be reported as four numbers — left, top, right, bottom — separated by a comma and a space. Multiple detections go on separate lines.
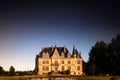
51, 48, 60, 58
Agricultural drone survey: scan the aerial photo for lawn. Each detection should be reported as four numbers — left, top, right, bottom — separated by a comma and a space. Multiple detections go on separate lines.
0, 75, 111, 80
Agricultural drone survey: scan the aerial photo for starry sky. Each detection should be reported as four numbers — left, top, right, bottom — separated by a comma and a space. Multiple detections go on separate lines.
0, 0, 120, 71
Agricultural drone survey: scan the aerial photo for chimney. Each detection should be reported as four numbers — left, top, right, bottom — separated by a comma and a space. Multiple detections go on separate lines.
55, 45, 57, 48
42, 47, 44, 51
64, 45, 66, 52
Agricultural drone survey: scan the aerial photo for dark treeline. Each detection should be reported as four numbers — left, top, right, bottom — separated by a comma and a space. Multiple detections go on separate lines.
84, 34, 120, 76
0, 66, 36, 76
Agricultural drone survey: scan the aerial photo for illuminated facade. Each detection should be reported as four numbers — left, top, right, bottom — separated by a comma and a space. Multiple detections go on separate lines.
35, 45, 83, 75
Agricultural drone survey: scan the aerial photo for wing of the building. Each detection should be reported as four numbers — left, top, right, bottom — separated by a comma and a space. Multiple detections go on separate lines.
35, 45, 83, 75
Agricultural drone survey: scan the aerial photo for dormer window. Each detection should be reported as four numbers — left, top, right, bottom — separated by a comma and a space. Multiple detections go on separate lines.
77, 55, 80, 58
46, 52, 49, 58
74, 54, 76, 58
42, 52, 49, 58
61, 52, 64, 58
42, 52, 46, 58
67, 53, 71, 58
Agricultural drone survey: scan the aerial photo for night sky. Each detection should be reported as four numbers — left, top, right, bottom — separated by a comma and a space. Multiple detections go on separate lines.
0, 0, 120, 71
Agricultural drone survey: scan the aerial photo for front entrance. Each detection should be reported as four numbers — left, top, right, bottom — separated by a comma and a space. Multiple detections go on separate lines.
51, 66, 59, 73
54, 66, 58, 72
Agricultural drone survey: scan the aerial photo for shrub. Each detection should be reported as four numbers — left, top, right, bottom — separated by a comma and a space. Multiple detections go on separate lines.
64, 70, 70, 75
47, 72, 51, 75
60, 70, 70, 75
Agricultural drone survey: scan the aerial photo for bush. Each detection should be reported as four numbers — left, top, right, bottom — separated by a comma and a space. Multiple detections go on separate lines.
47, 72, 51, 75
60, 70, 70, 75
64, 70, 70, 75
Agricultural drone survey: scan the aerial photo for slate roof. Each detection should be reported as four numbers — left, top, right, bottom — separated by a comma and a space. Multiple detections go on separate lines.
38, 45, 81, 58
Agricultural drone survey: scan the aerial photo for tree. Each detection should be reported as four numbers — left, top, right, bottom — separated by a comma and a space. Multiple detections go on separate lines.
91, 64, 96, 76
108, 34, 120, 75
0, 66, 4, 75
88, 34, 120, 75
82, 60, 90, 75
82, 61, 86, 73
9, 66, 15, 76
88, 41, 109, 75
33, 68, 38, 75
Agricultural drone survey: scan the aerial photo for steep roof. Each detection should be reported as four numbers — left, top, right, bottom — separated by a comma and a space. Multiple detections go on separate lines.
38, 45, 81, 58
71, 46, 81, 58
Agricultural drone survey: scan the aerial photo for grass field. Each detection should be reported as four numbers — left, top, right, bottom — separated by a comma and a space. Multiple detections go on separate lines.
0, 75, 112, 80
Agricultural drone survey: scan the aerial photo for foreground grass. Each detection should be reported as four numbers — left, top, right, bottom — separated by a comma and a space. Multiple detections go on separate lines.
0, 75, 110, 80
0, 75, 37, 80
77, 76, 110, 80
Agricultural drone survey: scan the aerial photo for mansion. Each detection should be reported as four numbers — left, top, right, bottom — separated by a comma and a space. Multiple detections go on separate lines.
35, 45, 83, 75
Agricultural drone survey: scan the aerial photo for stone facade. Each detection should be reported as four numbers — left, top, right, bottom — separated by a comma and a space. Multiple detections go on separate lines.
35, 45, 83, 75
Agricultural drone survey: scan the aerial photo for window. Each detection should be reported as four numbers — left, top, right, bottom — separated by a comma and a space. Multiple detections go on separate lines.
47, 60, 49, 64
42, 66, 49, 71
61, 60, 64, 64
61, 53, 64, 58
68, 60, 71, 64
55, 67, 58, 71
46, 66, 49, 71
43, 60, 49, 64
77, 66, 80, 71
72, 61, 74, 64
68, 66, 71, 71
77, 60, 80, 64
62, 66, 64, 71
42, 66, 45, 71
43, 61, 45, 64
55, 60, 58, 63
